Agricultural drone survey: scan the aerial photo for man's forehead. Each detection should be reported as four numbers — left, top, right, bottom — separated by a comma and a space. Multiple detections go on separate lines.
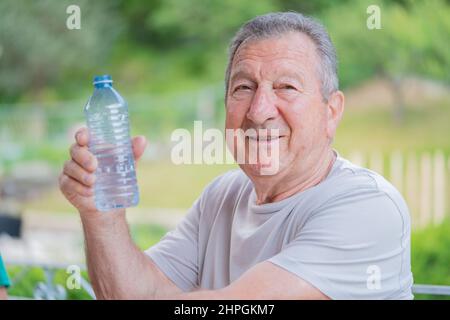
234, 32, 315, 62
230, 62, 306, 81
230, 32, 316, 78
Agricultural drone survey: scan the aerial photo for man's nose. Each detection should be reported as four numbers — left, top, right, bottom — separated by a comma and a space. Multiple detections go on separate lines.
246, 87, 279, 125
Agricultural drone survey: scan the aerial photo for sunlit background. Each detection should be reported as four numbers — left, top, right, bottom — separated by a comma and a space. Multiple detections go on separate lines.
0, 0, 449, 299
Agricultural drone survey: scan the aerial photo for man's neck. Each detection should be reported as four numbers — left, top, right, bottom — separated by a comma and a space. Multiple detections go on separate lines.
252, 148, 337, 205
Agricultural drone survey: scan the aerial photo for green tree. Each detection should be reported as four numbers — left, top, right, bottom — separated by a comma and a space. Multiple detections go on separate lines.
119, 0, 278, 77
323, 0, 450, 123
0, 0, 122, 103
121, 0, 277, 47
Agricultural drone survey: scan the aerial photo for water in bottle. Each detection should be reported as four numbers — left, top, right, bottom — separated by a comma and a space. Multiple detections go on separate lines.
84, 75, 139, 211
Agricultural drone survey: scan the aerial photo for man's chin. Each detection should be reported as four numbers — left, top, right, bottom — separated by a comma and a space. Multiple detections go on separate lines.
241, 161, 281, 177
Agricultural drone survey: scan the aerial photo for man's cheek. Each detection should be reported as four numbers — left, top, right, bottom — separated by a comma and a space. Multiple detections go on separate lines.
286, 120, 303, 144
226, 112, 246, 129
287, 131, 309, 156
226, 100, 248, 117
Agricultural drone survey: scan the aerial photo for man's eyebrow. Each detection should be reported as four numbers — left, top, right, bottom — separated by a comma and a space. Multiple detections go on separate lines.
229, 68, 306, 85
229, 69, 254, 84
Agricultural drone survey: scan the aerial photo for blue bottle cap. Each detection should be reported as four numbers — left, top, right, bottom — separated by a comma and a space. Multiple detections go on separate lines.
93, 75, 113, 86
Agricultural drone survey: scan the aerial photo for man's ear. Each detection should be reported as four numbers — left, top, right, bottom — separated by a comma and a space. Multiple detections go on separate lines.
326, 90, 345, 140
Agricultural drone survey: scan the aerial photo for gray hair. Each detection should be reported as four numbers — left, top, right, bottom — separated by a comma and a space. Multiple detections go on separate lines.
225, 12, 339, 102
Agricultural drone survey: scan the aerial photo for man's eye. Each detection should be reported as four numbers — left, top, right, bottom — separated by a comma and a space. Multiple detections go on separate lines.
279, 84, 297, 90
234, 85, 252, 92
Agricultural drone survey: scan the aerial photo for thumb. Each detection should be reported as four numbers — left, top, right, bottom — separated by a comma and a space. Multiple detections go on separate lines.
132, 136, 147, 162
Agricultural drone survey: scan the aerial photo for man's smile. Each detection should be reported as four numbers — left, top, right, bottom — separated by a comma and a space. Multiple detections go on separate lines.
245, 135, 284, 142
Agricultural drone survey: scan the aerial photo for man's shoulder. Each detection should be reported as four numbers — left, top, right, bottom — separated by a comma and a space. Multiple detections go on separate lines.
315, 156, 411, 225
328, 156, 407, 207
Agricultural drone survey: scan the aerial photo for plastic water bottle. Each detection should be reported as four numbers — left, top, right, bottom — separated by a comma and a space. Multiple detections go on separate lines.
84, 75, 139, 212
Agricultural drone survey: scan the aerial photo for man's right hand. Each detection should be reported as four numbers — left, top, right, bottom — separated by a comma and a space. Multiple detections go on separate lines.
59, 127, 147, 216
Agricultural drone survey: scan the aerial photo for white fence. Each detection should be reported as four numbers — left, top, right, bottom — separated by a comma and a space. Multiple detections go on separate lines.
345, 150, 449, 229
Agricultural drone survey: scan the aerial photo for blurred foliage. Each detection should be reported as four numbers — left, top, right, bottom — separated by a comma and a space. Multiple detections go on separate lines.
5, 223, 167, 300
121, 0, 277, 48
130, 223, 169, 250
6, 266, 93, 300
325, 0, 450, 88
323, 0, 450, 121
0, 0, 122, 103
411, 219, 450, 300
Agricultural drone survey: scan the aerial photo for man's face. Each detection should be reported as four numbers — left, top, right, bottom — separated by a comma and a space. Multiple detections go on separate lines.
226, 31, 332, 178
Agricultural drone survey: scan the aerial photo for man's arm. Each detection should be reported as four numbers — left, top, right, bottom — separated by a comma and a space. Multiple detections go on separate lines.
59, 127, 182, 299
0, 287, 7, 300
81, 209, 182, 300
178, 261, 329, 300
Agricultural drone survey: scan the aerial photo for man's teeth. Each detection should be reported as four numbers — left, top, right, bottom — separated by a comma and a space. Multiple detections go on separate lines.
247, 136, 280, 141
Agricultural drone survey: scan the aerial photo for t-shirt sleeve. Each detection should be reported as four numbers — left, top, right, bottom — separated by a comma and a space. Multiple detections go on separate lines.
268, 187, 412, 300
144, 199, 201, 292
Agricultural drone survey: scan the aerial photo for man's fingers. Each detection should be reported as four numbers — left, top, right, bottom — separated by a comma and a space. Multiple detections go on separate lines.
132, 136, 147, 162
63, 160, 96, 187
73, 129, 145, 169
70, 144, 98, 172
75, 127, 89, 147
59, 173, 94, 197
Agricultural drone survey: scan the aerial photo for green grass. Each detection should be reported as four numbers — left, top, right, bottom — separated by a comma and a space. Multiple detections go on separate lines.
135, 161, 236, 209
335, 101, 450, 154
23, 161, 236, 213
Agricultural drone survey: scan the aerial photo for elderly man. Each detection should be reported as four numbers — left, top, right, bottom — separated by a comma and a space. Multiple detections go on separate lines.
59, 12, 413, 300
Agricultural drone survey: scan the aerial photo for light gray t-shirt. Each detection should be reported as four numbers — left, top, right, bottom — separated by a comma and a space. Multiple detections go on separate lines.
145, 152, 414, 299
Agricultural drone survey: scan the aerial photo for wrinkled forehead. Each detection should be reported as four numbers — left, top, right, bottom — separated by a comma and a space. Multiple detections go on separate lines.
230, 32, 320, 81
